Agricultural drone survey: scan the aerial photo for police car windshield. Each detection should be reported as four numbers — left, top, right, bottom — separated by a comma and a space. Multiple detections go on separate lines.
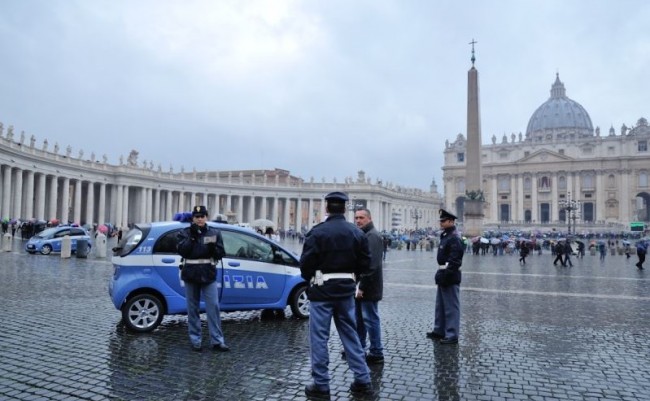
113, 226, 148, 257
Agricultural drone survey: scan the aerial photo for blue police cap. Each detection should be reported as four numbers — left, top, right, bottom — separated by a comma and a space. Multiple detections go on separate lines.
439, 208, 457, 221
324, 191, 349, 202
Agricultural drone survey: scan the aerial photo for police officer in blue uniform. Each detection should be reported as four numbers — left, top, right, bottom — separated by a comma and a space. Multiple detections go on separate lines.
177, 205, 228, 352
426, 209, 464, 345
300, 191, 374, 398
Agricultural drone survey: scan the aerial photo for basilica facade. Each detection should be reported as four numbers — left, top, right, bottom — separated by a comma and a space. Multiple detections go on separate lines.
0, 124, 442, 232
443, 74, 650, 231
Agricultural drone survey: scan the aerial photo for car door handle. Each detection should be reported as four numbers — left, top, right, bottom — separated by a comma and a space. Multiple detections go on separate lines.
228, 261, 240, 267
162, 258, 177, 264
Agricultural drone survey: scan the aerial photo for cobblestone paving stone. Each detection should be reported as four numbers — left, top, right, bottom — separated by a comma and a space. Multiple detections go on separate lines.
1, 236, 649, 400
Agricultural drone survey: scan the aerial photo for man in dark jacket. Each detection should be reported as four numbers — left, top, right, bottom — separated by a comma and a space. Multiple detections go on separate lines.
552, 241, 565, 266
300, 192, 373, 398
427, 209, 464, 345
177, 205, 228, 352
354, 208, 385, 364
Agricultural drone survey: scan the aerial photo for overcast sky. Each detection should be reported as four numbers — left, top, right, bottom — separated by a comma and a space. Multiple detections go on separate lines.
1, 0, 648, 191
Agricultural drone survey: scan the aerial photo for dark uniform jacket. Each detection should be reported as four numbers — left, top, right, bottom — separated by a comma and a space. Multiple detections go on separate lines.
358, 222, 383, 301
300, 214, 370, 302
177, 224, 225, 284
435, 226, 464, 287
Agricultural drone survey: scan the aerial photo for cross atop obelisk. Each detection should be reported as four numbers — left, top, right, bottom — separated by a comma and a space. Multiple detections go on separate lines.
469, 38, 477, 66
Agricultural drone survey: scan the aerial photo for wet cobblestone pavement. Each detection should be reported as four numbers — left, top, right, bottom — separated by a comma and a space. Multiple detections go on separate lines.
1, 236, 649, 400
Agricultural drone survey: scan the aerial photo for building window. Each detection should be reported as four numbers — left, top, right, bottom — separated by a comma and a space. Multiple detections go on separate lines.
582, 147, 593, 155
524, 177, 531, 190
500, 195, 508, 200
524, 151, 530, 157
608, 146, 615, 155
582, 173, 594, 190
559, 149, 565, 155
640, 172, 648, 188
585, 193, 592, 198
499, 152, 508, 159
558, 176, 567, 190
498, 176, 510, 191
539, 176, 551, 189
608, 174, 616, 188
639, 141, 648, 152
457, 153, 465, 162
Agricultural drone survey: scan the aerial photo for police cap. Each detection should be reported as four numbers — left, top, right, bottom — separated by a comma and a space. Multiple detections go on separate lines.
439, 208, 457, 221
192, 205, 209, 217
324, 191, 349, 203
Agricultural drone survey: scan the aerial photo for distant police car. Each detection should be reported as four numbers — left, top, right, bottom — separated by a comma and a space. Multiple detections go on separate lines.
25, 226, 92, 255
109, 220, 309, 332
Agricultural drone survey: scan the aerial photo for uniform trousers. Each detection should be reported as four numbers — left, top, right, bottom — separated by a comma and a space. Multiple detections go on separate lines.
433, 283, 460, 340
309, 297, 371, 389
184, 280, 226, 347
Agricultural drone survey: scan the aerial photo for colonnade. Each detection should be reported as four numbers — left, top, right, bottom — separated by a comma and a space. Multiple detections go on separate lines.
0, 136, 441, 232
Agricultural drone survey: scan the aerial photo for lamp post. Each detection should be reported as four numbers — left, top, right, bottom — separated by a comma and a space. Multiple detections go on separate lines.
559, 192, 581, 235
347, 197, 363, 220
410, 209, 422, 230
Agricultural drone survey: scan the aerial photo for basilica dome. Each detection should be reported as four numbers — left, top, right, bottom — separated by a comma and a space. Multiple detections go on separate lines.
525, 74, 593, 139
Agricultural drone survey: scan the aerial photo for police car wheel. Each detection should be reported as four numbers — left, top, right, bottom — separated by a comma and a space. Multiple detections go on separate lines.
40, 244, 53, 255
290, 286, 309, 319
122, 293, 165, 333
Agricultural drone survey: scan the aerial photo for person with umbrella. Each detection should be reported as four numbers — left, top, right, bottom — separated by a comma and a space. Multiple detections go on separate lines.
519, 241, 530, 265
575, 240, 585, 259
636, 239, 647, 270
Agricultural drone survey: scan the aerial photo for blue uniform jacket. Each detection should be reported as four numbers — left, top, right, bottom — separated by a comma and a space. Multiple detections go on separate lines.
300, 214, 371, 301
177, 225, 225, 284
435, 226, 464, 287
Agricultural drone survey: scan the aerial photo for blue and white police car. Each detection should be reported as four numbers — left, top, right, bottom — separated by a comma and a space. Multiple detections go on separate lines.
109, 218, 309, 332
25, 226, 92, 255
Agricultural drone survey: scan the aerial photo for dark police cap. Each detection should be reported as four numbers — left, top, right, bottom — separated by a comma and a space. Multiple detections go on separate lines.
192, 205, 209, 216
439, 208, 457, 221
324, 191, 349, 203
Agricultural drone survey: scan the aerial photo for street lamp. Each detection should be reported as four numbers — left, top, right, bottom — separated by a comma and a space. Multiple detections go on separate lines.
559, 192, 581, 235
347, 197, 364, 220
410, 209, 422, 230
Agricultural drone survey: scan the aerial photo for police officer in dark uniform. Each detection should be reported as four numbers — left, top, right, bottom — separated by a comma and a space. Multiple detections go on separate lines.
177, 205, 228, 352
426, 209, 464, 345
300, 191, 373, 398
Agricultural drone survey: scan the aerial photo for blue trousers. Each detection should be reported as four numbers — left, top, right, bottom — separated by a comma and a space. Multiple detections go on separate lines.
309, 297, 370, 389
434, 284, 460, 340
355, 300, 384, 357
184, 280, 225, 347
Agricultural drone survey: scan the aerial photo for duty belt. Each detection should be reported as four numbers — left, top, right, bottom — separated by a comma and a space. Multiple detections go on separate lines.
310, 271, 355, 285
438, 263, 461, 270
184, 258, 214, 264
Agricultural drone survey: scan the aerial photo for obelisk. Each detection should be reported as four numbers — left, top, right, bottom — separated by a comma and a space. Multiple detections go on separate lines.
463, 39, 484, 237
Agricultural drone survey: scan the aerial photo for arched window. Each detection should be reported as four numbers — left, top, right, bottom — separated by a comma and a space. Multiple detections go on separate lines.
608, 174, 616, 188
539, 176, 550, 189
524, 177, 532, 190
558, 176, 567, 190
